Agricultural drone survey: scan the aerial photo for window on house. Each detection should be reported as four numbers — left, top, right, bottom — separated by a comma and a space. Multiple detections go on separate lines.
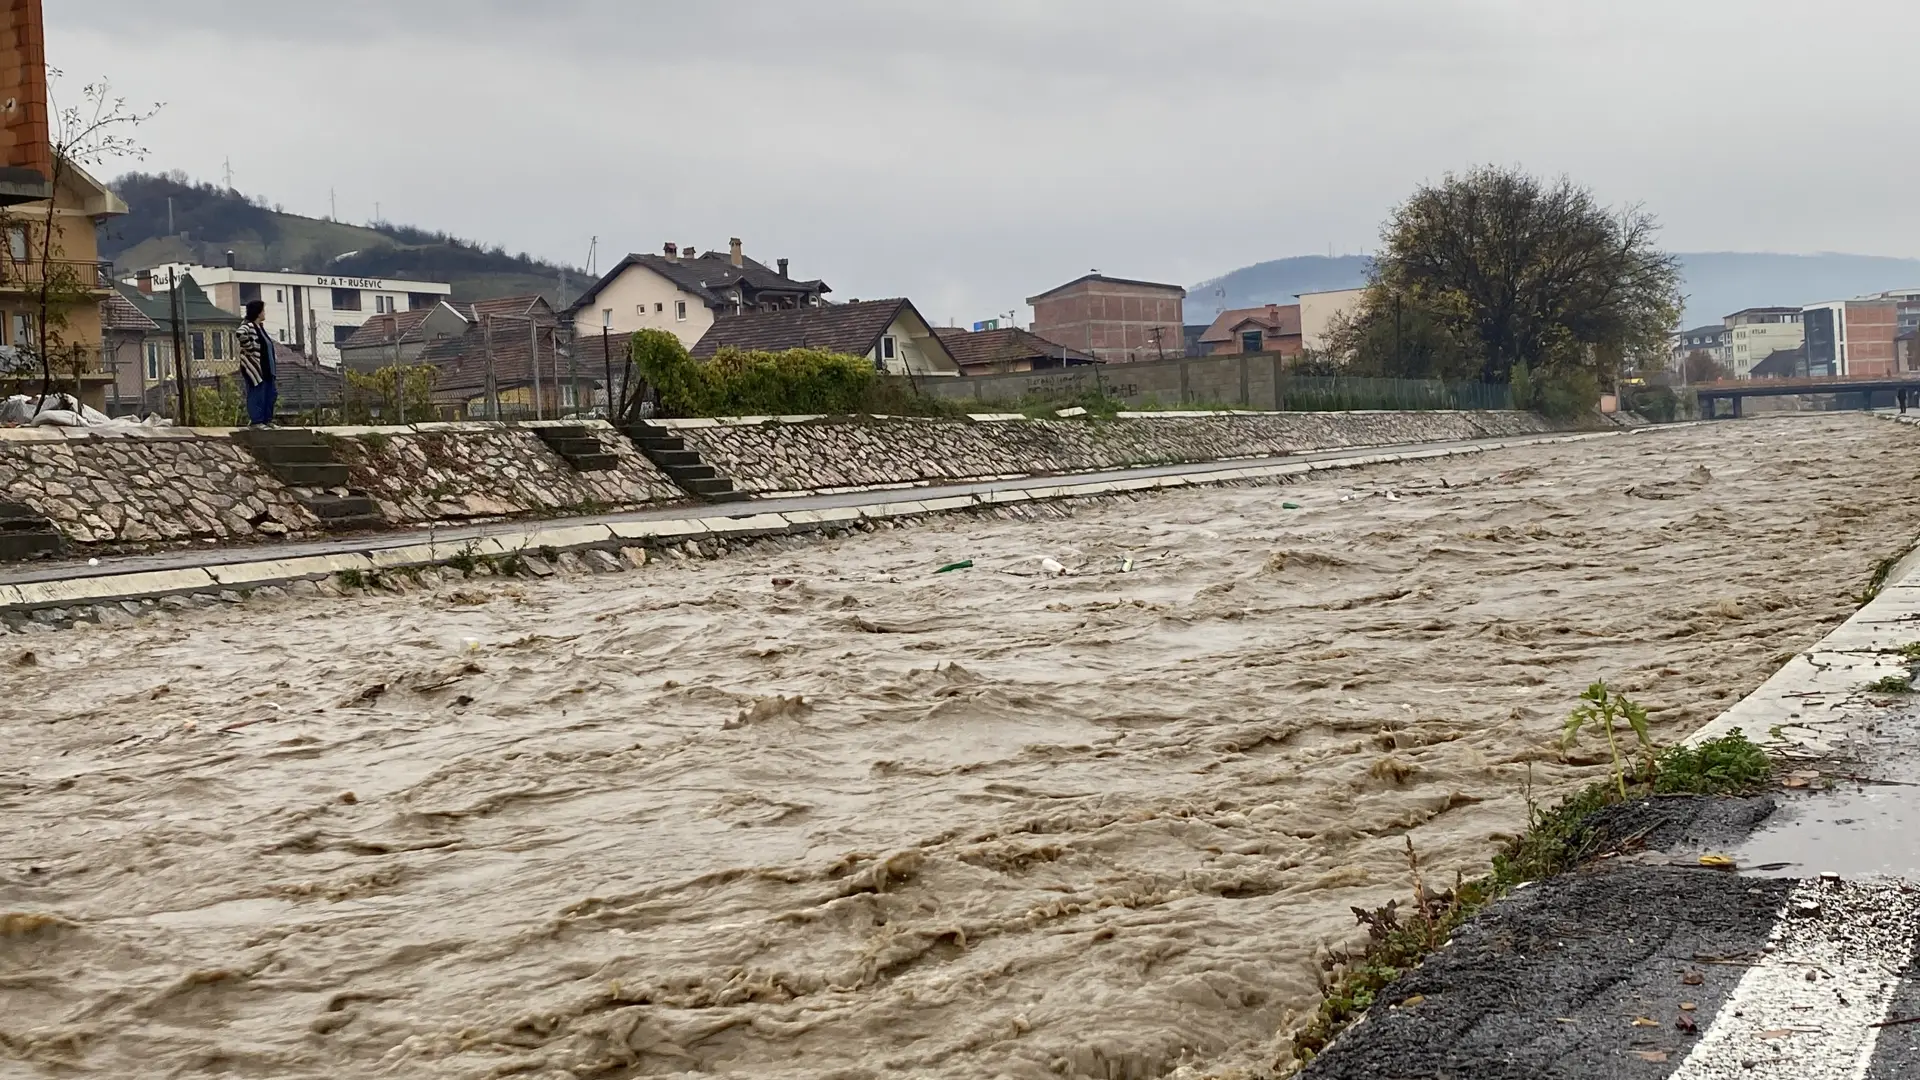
655, 302, 664, 312
6, 226, 26, 263
190, 331, 206, 361
637, 304, 646, 317
211, 331, 225, 360
602, 308, 613, 328
278, 328, 287, 342
275, 288, 285, 303
146, 342, 159, 380
331, 288, 361, 311
10, 312, 31, 347
239, 283, 262, 305
674, 300, 687, 321
408, 292, 436, 310
334, 325, 357, 347
880, 335, 898, 363
1241, 330, 1264, 353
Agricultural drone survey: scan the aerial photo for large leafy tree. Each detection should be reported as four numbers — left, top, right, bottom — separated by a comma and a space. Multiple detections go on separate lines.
1335, 167, 1682, 390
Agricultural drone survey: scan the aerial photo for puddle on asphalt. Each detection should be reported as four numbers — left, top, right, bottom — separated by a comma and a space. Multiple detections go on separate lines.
1734, 788, 1920, 878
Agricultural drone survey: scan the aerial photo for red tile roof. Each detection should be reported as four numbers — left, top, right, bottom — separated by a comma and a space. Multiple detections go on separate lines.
933, 326, 1098, 371
1199, 304, 1302, 343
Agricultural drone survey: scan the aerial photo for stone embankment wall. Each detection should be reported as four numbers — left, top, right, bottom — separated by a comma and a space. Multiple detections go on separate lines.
0, 420, 681, 549
327, 423, 680, 523
667, 410, 1570, 495
0, 428, 319, 543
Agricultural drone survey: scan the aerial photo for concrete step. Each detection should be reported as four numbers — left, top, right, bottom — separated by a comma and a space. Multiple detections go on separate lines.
536, 425, 592, 441
648, 448, 702, 468
233, 427, 328, 448
305, 493, 381, 521
681, 477, 737, 497
0, 529, 63, 561
666, 463, 718, 483
253, 443, 333, 465
565, 452, 622, 472
543, 438, 605, 457
632, 434, 685, 453
275, 462, 351, 487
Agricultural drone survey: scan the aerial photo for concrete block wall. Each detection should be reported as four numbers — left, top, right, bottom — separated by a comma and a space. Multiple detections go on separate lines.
669, 410, 1568, 496
325, 421, 682, 523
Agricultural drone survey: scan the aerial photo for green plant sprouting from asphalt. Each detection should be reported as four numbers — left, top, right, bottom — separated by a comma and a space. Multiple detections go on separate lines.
1288, 694, 1773, 1070
1561, 680, 1654, 800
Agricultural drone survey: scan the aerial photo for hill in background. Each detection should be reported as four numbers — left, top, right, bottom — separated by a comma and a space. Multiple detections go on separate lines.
1189, 252, 1920, 330
97, 172, 581, 307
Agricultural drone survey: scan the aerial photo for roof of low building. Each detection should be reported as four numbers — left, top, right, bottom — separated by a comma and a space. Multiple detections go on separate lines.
418, 322, 600, 400
933, 326, 1098, 368
1199, 304, 1302, 344
102, 289, 160, 333
1750, 345, 1807, 378
690, 298, 916, 359
565, 251, 829, 316
115, 279, 238, 327
1026, 273, 1187, 304
466, 295, 557, 323
340, 307, 444, 351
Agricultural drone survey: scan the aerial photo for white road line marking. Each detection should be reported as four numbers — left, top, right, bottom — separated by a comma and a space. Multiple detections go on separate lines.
1672, 880, 1920, 1080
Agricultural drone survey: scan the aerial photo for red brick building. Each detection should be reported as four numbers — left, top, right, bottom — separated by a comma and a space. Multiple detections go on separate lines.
1026, 273, 1185, 365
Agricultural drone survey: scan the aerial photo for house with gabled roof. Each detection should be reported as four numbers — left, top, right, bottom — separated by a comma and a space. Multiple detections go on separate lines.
562, 239, 830, 349
689, 298, 959, 376
1197, 304, 1303, 357
336, 300, 470, 371
932, 326, 1098, 375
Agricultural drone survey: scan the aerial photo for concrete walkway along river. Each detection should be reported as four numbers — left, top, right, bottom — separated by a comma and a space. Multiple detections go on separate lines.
0, 413, 1915, 1079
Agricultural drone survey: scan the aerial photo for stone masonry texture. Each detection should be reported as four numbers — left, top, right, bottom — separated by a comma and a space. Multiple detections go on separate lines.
0, 433, 319, 543
674, 410, 1570, 495
327, 424, 682, 524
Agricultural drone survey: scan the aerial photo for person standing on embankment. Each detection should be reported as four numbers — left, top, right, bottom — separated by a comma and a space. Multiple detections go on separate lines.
236, 300, 278, 427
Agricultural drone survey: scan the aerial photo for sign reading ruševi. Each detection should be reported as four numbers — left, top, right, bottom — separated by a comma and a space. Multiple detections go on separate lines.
315, 277, 385, 289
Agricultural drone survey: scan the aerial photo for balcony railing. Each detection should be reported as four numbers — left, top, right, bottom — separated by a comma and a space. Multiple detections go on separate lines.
0, 258, 114, 291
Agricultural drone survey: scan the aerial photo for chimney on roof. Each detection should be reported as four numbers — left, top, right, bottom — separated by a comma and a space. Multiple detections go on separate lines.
777, 257, 789, 278
729, 237, 744, 268
685, 245, 696, 259
663, 242, 678, 261
225, 249, 236, 269
1266, 303, 1279, 323
136, 269, 152, 296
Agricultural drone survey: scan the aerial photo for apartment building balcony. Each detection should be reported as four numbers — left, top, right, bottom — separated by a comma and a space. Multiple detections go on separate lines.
0, 258, 114, 296
0, 343, 120, 411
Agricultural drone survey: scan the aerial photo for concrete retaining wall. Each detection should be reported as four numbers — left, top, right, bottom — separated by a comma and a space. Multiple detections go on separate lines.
667, 410, 1571, 495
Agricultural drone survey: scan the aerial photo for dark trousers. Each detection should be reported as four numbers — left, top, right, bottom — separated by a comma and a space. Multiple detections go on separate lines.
245, 378, 278, 425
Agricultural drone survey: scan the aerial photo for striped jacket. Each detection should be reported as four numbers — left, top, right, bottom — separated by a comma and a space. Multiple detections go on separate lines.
235, 322, 274, 386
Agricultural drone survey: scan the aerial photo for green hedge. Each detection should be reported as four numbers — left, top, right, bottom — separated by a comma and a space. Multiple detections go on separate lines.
628, 330, 960, 418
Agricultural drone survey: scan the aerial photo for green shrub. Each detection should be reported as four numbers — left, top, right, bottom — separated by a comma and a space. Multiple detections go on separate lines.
631, 331, 941, 418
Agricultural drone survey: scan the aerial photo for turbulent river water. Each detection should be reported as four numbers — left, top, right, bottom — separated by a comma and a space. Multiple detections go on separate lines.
4, 415, 1919, 1079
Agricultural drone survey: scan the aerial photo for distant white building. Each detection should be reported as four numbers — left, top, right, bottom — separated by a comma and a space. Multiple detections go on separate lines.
128, 259, 453, 366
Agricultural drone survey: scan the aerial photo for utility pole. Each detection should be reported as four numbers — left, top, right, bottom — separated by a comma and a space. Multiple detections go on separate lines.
529, 318, 544, 420
329, 187, 337, 221
167, 269, 191, 425
222, 157, 234, 190
166, 197, 174, 235
602, 325, 614, 421
483, 315, 499, 421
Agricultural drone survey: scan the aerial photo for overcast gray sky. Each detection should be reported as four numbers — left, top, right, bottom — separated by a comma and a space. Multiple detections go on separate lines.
48, 0, 1918, 322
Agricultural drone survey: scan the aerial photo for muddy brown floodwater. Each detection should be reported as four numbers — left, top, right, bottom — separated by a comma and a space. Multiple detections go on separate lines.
5, 415, 1920, 1080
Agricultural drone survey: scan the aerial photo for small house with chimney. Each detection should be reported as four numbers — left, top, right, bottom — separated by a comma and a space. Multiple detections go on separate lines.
563, 239, 830, 349
1197, 303, 1304, 357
